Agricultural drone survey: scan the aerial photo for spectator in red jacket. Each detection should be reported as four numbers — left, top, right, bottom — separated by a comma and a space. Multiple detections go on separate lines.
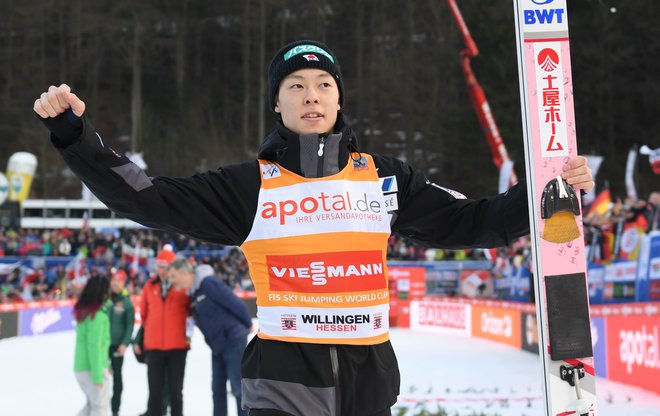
133, 246, 191, 416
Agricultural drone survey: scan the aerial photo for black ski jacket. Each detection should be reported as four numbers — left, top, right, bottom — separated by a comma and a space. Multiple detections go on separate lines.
44, 111, 530, 416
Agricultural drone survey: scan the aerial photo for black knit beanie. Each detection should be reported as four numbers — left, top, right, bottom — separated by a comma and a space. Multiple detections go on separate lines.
268, 40, 344, 112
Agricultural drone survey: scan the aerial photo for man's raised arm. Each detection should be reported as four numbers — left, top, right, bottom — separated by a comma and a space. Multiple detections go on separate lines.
34, 84, 260, 245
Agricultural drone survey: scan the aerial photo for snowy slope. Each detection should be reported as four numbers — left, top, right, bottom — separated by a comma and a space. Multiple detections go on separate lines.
1, 328, 658, 415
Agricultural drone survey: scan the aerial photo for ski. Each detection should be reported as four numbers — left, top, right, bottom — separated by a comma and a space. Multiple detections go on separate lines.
512, 1, 598, 416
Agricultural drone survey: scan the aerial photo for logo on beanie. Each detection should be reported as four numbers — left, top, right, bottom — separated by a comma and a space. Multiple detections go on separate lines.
283, 45, 334, 63
303, 54, 319, 62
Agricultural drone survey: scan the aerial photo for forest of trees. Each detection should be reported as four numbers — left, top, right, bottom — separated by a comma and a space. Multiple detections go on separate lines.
0, 0, 658, 200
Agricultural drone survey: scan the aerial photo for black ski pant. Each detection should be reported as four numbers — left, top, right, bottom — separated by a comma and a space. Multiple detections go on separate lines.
145, 349, 187, 416
109, 345, 125, 413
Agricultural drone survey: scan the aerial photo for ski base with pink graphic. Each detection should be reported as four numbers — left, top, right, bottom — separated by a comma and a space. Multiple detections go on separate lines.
513, 1, 598, 415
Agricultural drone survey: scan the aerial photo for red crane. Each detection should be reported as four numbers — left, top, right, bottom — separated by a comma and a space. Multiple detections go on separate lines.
447, 0, 519, 188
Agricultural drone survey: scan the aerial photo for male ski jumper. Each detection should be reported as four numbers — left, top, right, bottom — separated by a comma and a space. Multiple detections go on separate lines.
37, 40, 553, 416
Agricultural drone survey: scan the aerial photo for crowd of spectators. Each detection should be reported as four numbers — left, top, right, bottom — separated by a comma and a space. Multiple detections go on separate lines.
1, 190, 658, 304
386, 235, 489, 262
0, 227, 250, 304
0, 225, 507, 304
583, 191, 659, 263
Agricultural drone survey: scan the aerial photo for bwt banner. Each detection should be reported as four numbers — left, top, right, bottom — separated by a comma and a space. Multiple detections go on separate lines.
606, 315, 660, 394
18, 305, 75, 336
410, 300, 472, 336
0, 311, 19, 339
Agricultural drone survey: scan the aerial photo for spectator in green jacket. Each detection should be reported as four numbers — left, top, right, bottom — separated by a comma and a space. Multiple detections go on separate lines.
109, 269, 135, 416
73, 275, 111, 416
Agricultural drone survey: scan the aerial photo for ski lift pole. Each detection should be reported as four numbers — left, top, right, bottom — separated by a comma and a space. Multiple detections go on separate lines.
447, 0, 519, 188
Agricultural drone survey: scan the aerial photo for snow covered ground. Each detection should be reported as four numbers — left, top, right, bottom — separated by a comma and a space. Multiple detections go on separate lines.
1, 328, 659, 416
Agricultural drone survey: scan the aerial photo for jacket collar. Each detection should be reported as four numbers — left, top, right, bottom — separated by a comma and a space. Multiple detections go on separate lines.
256, 113, 359, 177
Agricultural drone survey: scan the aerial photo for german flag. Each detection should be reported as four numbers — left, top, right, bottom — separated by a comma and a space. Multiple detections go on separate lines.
587, 188, 611, 218
618, 214, 649, 261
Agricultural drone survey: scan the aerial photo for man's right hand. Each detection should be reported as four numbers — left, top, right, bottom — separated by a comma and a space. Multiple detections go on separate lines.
33, 84, 86, 118
133, 344, 142, 355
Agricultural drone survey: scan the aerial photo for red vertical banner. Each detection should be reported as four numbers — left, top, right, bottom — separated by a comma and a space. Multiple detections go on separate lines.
606, 316, 660, 394
389, 267, 426, 300
388, 267, 426, 328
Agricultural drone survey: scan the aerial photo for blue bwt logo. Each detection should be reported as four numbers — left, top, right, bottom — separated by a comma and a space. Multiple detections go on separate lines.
524, 8, 565, 25
530, 0, 554, 5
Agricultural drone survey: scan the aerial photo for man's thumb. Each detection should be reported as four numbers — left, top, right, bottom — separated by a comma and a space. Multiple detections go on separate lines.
67, 92, 86, 117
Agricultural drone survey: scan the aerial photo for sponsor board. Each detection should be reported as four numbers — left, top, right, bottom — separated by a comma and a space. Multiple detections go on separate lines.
651, 257, 660, 280
0, 298, 74, 313
590, 302, 660, 318
0, 311, 19, 340
389, 266, 426, 300
494, 266, 531, 302
394, 299, 411, 328
650, 281, 660, 301
410, 300, 472, 336
591, 317, 608, 378
648, 232, 660, 279
424, 265, 460, 297
604, 261, 637, 283
472, 305, 521, 348
460, 270, 493, 298
521, 312, 540, 354
606, 315, 660, 394
18, 305, 75, 336
637, 232, 660, 301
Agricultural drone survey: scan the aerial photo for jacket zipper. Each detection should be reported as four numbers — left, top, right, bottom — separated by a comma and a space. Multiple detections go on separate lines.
330, 346, 340, 416
317, 136, 325, 177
